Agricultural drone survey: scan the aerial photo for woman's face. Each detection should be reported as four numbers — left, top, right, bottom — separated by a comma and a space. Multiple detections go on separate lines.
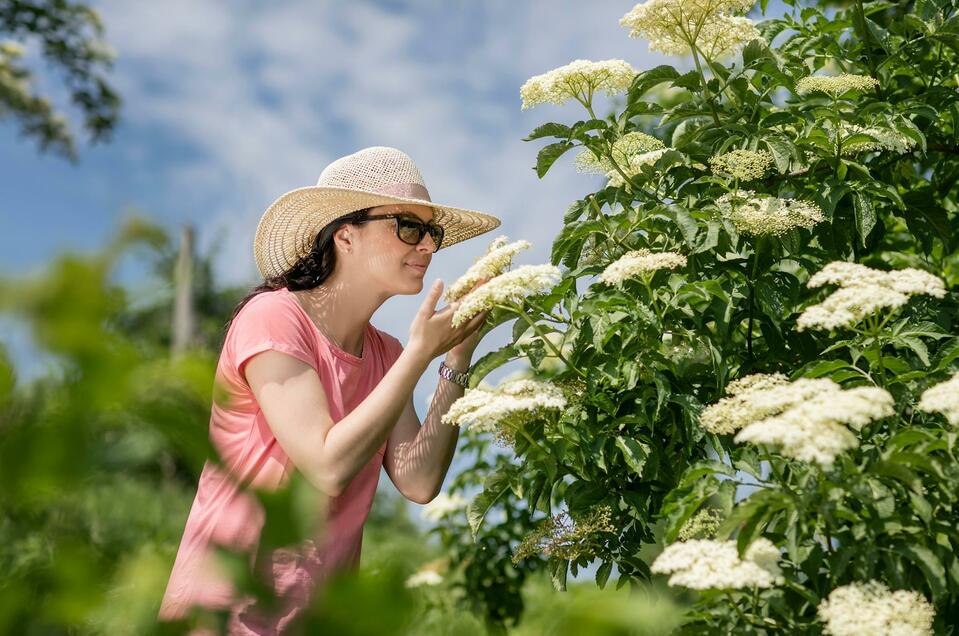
349, 202, 437, 294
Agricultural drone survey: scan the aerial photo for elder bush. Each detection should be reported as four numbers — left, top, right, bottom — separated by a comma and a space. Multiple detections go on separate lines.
426, 0, 959, 632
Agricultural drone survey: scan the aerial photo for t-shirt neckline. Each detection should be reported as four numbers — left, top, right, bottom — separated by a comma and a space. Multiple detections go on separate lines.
282, 287, 369, 364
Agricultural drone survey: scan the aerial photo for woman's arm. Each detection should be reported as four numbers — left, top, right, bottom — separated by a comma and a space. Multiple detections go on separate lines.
246, 344, 432, 497
382, 349, 472, 503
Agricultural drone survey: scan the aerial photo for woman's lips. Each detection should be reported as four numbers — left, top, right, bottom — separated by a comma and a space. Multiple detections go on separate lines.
406, 263, 426, 274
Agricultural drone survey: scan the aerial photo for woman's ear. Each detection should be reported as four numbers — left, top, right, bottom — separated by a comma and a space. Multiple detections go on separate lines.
332, 225, 354, 255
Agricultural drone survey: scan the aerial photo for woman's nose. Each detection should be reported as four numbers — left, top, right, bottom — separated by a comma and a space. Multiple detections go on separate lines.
418, 233, 437, 252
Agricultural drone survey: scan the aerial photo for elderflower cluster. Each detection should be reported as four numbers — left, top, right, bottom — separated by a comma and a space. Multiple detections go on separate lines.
650, 538, 784, 590
512, 505, 615, 563
620, 0, 762, 59
420, 491, 469, 522
716, 190, 824, 236
405, 569, 443, 588
596, 249, 687, 289
918, 372, 959, 426
520, 59, 636, 110
708, 149, 774, 181
451, 264, 562, 328
574, 131, 666, 174
605, 149, 671, 190
441, 378, 567, 444
404, 558, 449, 588
834, 122, 916, 156
817, 580, 935, 636
701, 374, 894, 466
699, 373, 807, 434
677, 508, 724, 541
732, 381, 894, 467
797, 262, 945, 331
444, 236, 531, 303
796, 73, 879, 97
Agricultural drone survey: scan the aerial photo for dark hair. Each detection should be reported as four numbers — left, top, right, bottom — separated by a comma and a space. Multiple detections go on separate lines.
223, 207, 373, 335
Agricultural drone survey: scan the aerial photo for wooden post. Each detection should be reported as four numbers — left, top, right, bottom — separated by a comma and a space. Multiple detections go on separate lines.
171, 225, 195, 356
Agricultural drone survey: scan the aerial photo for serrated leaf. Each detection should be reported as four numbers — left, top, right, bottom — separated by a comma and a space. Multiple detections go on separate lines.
595, 560, 613, 589
467, 467, 516, 538
524, 122, 571, 142
630, 64, 681, 97
535, 141, 574, 178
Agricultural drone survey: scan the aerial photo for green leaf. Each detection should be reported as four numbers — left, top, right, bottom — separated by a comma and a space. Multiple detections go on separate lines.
523, 122, 571, 142
852, 190, 876, 247
595, 560, 613, 589
630, 64, 681, 98
895, 545, 947, 599
535, 141, 574, 178
468, 344, 519, 387
742, 39, 772, 66
615, 436, 650, 478
467, 467, 516, 538
549, 557, 569, 591
672, 70, 701, 91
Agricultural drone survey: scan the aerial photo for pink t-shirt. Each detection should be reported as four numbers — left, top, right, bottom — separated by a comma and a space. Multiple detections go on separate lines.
158, 286, 404, 633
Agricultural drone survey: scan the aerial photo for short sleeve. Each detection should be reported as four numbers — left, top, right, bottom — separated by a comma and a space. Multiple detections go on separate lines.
231, 292, 316, 380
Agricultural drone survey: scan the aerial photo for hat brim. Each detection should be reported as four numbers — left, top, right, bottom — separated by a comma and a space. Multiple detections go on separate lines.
253, 185, 503, 279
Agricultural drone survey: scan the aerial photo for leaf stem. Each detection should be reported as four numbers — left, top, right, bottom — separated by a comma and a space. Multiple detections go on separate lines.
503, 304, 587, 379
689, 43, 722, 127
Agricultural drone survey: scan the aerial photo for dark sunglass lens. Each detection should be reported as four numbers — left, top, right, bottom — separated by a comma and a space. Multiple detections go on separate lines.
397, 219, 422, 244
429, 226, 443, 250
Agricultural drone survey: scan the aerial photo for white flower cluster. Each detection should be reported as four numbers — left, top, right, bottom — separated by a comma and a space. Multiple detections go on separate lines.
596, 248, 687, 289
918, 371, 959, 426
700, 374, 894, 465
450, 263, 562, 328
834, 122, 916, 156
404, 569, 443, 588
797, 262, 946, 332
420, 491, 469, 522
698, 372, 792, 434
708, 149, 774, 181
444, 236, 531, 303
620, 0, 762, 59
575, 131, 666, 174
817, 580, 934, 636
650, 538, 784, 590
732, 380, 894, 467
726, 371, 790, 395
677, 508, 724, 541
441, 378, 567, 437
520, 59, 636, 110
716, 190, 824, 236
605, 149, 671, 190
796, 73, 879, 97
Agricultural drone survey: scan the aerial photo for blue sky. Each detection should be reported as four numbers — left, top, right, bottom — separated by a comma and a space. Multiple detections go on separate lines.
3, 1, 788, 536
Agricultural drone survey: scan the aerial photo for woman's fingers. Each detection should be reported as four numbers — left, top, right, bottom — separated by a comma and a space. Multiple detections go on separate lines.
418, 279, 444, 320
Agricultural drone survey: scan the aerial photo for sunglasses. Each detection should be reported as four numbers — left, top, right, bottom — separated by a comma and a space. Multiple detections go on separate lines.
356, 213, 444, 252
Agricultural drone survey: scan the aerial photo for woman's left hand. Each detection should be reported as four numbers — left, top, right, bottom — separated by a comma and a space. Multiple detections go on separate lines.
446, 277, 491, 364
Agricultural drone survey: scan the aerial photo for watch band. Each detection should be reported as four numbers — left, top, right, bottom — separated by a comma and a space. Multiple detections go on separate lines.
439, 360, 470, 388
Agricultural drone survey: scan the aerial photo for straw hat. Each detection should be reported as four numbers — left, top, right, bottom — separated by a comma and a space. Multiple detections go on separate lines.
253, 146, 502, 279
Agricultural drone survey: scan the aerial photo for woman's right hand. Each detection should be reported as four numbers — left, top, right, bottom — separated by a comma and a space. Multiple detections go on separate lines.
407, 279, 489, 364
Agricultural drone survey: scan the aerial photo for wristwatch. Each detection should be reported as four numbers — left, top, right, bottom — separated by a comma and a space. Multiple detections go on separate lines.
438, 360, 470, 388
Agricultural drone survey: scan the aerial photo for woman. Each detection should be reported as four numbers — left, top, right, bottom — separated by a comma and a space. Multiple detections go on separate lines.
158, 146, 502, 634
